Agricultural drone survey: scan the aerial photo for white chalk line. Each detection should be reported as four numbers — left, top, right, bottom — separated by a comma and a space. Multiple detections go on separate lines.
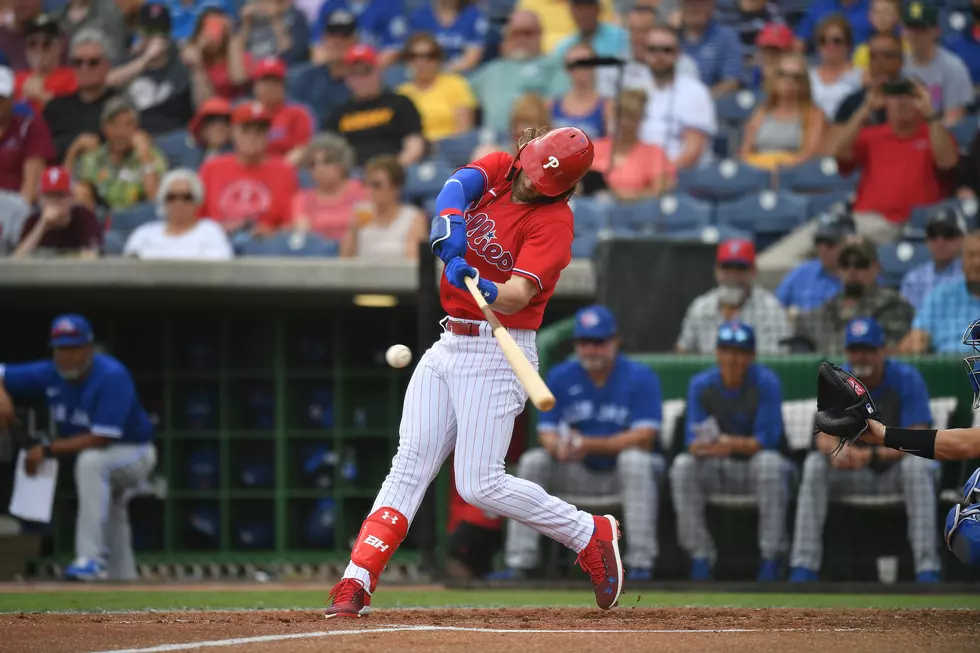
84, 624, 862, 653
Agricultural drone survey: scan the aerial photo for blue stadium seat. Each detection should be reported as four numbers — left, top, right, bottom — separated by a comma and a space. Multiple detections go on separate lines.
666, 224, 754, 244
435, 130, 480, 169
716, 190, 809, 249
907, 198, 979, 235
950, 117, 978, 151
806, 189, 853, 218
878, 241, 931, 288
298, 168, 315, 189
109, 203, 158, 233
570, 196, 609, 234
651, 193, 714, 234
404, 160, 453, 203
102, 230, 125, 256
778, 157, 856, 193
239, 232, 340, 258
676, 159, 771, 200
715, 90, 760, 125
571, 233, 598, 259
607, 199, 659, 235
154, 129, 198, 169
941, 9, 971, 41
383, 63, 410, 89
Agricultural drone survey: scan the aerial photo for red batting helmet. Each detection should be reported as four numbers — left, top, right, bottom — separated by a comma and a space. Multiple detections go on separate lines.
518, 127, 595, 197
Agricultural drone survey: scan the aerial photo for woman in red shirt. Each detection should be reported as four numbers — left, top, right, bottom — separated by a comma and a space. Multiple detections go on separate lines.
290, 133, 367, 241
181, 8, 251, 100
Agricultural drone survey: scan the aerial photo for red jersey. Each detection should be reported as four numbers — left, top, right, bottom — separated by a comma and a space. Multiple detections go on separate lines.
439, 152, 575, 331
267, 102, 315, 157
838, 121, 955, 224
198, 154, 299, 231
15, 69, 77, 113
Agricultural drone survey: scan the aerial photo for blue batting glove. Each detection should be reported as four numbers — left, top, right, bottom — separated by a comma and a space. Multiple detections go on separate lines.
429, 210, 467, 264
444, 257, 498, 304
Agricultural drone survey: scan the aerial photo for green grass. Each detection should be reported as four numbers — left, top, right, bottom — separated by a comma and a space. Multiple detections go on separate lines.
2, 590, 980, 613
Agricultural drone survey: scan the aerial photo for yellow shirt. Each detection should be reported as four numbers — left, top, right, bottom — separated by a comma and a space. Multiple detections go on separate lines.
517, 0, 619, 54
853, 38, 910, 69
398, 73, 477, 142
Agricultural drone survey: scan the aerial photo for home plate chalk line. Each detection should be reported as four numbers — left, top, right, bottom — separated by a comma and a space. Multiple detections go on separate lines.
85, 624, 862, 653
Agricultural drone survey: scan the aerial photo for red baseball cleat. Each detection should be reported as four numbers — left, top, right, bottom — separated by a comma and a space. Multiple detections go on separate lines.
576, 514, 624, 610
324, 578, 372, 618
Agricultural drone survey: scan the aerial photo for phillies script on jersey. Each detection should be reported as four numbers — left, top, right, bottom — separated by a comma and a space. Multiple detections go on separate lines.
439, 151, 575, 331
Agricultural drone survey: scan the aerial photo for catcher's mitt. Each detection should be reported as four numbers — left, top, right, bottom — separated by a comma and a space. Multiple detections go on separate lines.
814, 362, 880, 454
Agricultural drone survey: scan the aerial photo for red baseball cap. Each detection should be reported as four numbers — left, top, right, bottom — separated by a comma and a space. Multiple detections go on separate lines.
251, 57, 286, 81
40, 166, 71, 194
343, 44, 378, 67
756, 23, 794, 50
231, 101, 272, 125
717, 239, 756, 266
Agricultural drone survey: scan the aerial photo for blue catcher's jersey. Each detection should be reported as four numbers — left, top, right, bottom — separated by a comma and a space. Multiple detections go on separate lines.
0, 354, 154, 443
538, 355, 663, 471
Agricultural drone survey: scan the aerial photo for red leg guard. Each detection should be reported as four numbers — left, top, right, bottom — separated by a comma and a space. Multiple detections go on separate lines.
350, 507, 409, 588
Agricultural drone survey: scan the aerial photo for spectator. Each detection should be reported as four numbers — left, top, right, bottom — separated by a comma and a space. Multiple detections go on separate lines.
0, 0, 42, 70
311, 0, 406, 67
72, 178, 105, 213
107, 3, 207, 135
639, 25, 717, 169
549, 42, 610, 140
493, 305, 666, 582
188, 95, 232, 161
468, 10, 561, 136
901, 1, 973, 126
407, 0, 486, 74
55, 0, 127, 58
161, 0, 235, 43
794, 236, 914, 355
670, 321, 791, 582
240, 0, 310, 66
0, 190, 31, 254
250, 57, 314, 163
775, 210, 856, 313
115, 0, 145, 51
340, 154, 425, 258
789, 317, 939, 584
796, 0, 872, 50
0, 64, 54, 205
396, 33, 476, 143
900, 205, 966, 311
322, 45, 425, 167
552, 0, 628, 62
679, 0, 744, 97
13, 165, 101, 258
596, 5, 700, 99
676, 239, 791, 355
199, 100, 299, 234
852, 0, 902, 71
123, 167, 233, 260
517, 0, 619, 54
833, 31, 903, 127
946, 0, 980, 89
71, 96, 166, 210
297, 10, 355, 123
739, 52, 826, 170
901, 230, 980, 354
471, 92, 551, 159
747, 21, 793, 91
714, 0, 781, 55
834, 77, 958, 239
808, 16, 863, 120
15, 14, 77, 113
182, 7, 250, 100
590, 89, 674, 201
290, 133, 366, 240
43, 27, 116, 161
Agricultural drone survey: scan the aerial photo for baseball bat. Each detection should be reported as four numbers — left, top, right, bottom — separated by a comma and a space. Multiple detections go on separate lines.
463, 277, 556, 411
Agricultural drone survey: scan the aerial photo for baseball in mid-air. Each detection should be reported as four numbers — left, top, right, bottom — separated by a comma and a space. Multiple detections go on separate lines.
385, 344, 413, 369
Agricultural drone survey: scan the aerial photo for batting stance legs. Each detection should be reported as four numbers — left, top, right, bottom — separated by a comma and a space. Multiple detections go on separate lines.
337, 324, 597, 602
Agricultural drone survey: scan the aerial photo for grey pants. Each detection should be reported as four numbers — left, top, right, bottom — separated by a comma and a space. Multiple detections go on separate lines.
669, 451, 793, 560
75, 443, 157, 580
790, 450, 940, 574
757, 211, 905, 270
504, 447, 665, 569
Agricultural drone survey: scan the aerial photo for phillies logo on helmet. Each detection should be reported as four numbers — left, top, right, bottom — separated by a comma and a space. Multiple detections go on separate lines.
543, 156, 560, 169
465, 212, 515, 272
846, 378, 866, 396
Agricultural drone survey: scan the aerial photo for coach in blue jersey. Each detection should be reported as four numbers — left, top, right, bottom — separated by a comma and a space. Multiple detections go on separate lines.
670, 321, 792, 582
491, 305, 665, 581
789, 317, 940, 583
0, 315, 156, 581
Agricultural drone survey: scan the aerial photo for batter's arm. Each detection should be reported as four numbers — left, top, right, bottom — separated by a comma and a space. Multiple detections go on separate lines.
486, 275, 539, 315
861, 419, 980, 461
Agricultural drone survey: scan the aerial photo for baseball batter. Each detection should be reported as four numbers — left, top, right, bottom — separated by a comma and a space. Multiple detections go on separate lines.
325, 126, 625, 618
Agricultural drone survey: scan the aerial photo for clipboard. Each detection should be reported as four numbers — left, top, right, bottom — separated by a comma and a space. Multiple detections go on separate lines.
9, 450, 58, 523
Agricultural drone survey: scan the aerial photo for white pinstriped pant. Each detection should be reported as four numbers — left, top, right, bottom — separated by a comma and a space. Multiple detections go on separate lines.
344, 320, 596, 587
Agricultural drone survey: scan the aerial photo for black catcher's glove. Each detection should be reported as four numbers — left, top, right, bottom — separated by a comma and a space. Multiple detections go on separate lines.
814, 362, 880, 454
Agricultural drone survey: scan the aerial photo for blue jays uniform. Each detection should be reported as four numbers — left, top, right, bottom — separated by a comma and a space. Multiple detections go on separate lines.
0, 315, 157, 580
312, 0, 406, 50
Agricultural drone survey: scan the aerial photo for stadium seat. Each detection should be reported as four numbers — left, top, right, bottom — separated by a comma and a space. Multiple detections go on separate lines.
435, 130, 480, 169
877, 241, 931, 288
907, 198, 978, 234
607, 199, 659, 234
941, 9, 971, 40
950, 116, 978, 151
806, 189, 853, 218
571, 233, 598, 258
570, 196, 609, 234
665, 224, 754, 243
154, 129, 198, 169
676, 159, 771, 201
239, 232, 340, 258
383, 63, 410, 89
651, 193, 714, 233
716, 190, 809, 249
404, 160, 453, 203
715, 90, 759, 125
102, 230, 125, 256
777, 157, 856, 193
298, 168, 315, 189
108, 202, 158, 233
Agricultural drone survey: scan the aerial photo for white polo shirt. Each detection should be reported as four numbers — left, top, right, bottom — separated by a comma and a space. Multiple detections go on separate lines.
639, 74, 717, 166
123, 219, 234, 261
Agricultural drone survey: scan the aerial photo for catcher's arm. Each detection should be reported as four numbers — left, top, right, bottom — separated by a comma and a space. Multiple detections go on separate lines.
861, 420, 980, 461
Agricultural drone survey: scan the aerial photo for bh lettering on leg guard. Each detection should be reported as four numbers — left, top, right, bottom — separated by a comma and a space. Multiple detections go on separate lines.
351, 507, 409, 590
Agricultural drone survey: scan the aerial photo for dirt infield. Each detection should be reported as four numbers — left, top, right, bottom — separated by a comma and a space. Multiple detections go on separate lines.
2, 608, 979, 653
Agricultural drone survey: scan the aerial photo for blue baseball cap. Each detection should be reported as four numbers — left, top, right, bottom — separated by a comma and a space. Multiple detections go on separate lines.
845, 317, 884, 349
717, 321, 756, 352
49, 314, 94, 347
573, 305, 618, 340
